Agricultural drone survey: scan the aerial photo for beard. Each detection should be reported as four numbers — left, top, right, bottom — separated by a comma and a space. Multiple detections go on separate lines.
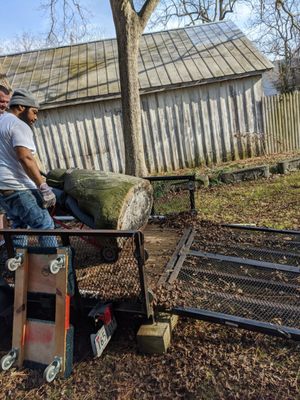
18, 108, 31, 127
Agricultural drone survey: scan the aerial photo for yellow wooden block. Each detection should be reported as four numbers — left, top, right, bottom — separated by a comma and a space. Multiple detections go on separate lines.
137, 322, 171, 354
156, 313, 179, 332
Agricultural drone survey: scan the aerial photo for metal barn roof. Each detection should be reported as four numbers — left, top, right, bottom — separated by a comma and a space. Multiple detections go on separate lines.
0, 21, 273, 108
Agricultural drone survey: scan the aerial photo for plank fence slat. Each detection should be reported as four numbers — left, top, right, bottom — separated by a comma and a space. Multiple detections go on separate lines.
262, 91, 300, 154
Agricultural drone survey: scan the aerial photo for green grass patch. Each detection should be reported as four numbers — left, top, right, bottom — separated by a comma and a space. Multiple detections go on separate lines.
196, 172, 300, 229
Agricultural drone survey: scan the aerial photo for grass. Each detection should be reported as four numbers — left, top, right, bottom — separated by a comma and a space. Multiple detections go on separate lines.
196, 171, 300, 229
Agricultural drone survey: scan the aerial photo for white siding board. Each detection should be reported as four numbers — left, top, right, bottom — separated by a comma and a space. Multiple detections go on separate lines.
189, 92, 205, 165
141, 97, 157, 171
156, 95, 170, 171
219, 84, 231, 160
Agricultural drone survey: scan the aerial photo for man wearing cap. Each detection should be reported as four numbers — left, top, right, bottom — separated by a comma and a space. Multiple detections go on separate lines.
0, 88, 57, 247
0, 85, 11, 245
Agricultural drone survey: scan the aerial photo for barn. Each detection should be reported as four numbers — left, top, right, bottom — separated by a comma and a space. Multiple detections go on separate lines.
0, 21, 273, 174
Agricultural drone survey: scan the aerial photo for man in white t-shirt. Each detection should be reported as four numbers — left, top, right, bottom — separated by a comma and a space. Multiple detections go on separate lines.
0, 85, 11, 245
0, 89, 57, 247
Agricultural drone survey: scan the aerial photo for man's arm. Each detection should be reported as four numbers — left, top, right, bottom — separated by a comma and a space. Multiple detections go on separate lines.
15, 146, 56, 208
14, 146, 44, 186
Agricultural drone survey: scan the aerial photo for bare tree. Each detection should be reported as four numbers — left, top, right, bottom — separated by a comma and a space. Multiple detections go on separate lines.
40, 0, 90, 45
247, 0, 300, 92
149, 0, 241, 29
150, 0, 300, 92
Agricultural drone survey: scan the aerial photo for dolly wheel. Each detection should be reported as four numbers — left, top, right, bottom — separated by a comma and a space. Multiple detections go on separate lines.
101, 247, 119, 263
1, 353, 16, 371
6, 256, 22, 272
49, 256, 65, 275
43, 359, 61, 383
49, 260, 60, 275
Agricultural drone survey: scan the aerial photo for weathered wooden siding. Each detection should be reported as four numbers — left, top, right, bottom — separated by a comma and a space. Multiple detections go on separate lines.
34, 75, 264, 173
263, 91, 300, 154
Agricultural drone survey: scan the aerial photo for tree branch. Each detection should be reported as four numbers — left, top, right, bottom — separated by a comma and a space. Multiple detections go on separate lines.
139, 0, 160, 30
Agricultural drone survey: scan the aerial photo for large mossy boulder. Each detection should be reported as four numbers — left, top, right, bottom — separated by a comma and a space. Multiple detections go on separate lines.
47, 168, 153, 230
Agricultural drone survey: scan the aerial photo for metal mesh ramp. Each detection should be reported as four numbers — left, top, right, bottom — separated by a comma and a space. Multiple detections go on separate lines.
162, 226, 300, 340
178, 255, 300, 327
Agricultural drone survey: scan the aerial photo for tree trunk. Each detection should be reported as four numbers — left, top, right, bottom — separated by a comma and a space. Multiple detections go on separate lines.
110, 0, 159, 177
47, 168, 153, 230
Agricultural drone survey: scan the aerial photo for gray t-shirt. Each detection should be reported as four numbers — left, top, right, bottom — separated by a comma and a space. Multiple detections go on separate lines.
0, 112, 37, 190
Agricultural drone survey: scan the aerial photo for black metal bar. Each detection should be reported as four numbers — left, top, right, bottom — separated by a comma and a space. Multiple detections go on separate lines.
168, 229, 196, 284
192, 240, 300, 259
158, 228, 194, 285
146, 175, 196, 182
188, 249, 300, 273
172, 307, 300, 341
221, 224, 300, 236
188, 175, 196, 212
0, 228, 138, 238
134, 231, 152, 318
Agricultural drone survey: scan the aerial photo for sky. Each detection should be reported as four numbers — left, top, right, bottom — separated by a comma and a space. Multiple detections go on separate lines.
1, 0, 115, 42
0, 0, 251, 49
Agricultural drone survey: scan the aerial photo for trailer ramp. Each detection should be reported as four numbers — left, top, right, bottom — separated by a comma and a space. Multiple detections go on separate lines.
161, 226, 300, 340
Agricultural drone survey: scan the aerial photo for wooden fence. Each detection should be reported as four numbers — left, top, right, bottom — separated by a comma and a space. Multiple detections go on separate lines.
263, 91, 300, 154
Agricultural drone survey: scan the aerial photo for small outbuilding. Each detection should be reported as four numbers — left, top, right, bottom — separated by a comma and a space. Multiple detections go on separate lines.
0, 21, 273, 173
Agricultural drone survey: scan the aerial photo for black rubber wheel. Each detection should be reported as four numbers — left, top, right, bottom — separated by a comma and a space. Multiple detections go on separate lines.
43, 364, 58, 383
1, 354, 15, 371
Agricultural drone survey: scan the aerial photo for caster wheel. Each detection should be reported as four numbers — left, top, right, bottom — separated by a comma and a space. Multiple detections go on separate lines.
49, 257, 64, 275
43, 362, 59, 383
6, 257, 21, 272
1, 354, 15, 371
101, 247, 118, 263
49, 260, 60, 274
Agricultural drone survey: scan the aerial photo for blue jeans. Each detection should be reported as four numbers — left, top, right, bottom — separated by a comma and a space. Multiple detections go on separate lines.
0, 189, 57, 248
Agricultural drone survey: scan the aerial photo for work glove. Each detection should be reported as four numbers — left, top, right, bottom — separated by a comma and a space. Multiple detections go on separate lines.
39, 183, 56, 209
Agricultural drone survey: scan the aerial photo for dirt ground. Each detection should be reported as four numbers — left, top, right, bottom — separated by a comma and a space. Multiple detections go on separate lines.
0, 169, 300, 400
